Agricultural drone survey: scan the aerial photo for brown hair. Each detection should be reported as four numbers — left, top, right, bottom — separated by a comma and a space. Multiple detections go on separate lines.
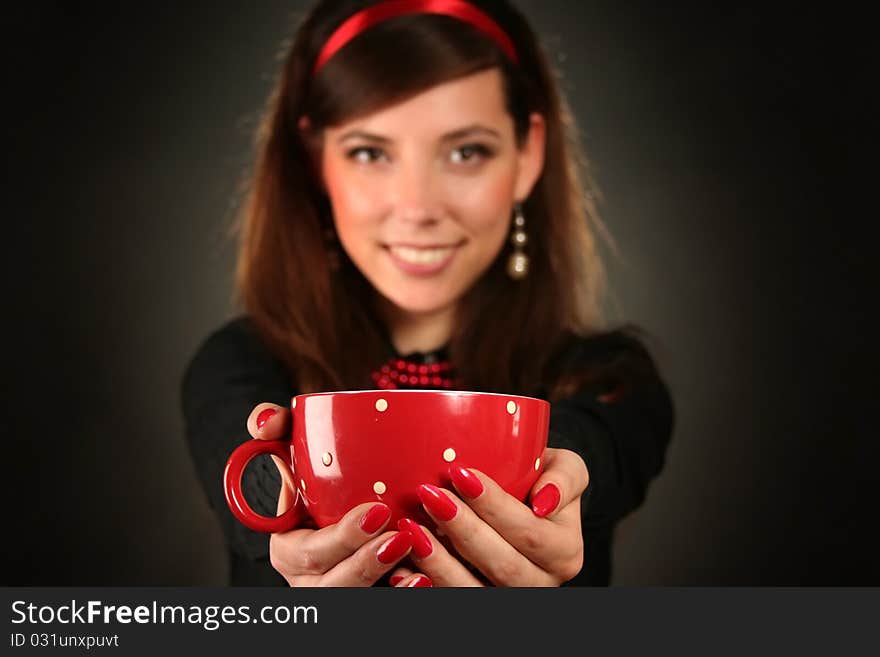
234, 0, 643, 401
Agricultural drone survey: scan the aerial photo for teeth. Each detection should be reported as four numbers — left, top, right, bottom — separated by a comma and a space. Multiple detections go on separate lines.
389, 245, 455, 265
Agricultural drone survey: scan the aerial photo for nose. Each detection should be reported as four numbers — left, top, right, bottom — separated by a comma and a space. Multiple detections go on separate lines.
389, 160, 442, 224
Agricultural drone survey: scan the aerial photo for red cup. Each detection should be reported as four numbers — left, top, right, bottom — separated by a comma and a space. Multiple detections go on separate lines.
224, 390, 549, 533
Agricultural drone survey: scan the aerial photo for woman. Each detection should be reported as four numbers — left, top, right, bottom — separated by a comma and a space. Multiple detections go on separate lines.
182, 0, 674, 587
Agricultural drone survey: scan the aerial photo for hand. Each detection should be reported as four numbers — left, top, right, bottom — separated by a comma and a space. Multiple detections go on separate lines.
246, 403, 417, 587
398, 447, 588, 586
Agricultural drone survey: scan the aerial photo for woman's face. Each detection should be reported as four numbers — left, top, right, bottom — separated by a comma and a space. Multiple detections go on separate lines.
320, 68, 545, 317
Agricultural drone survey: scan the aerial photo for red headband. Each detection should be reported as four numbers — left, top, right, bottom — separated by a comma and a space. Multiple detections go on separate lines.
312, 0, 519, 76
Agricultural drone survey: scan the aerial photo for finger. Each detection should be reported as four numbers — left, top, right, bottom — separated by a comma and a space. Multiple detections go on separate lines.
397, 518, 483, 587
416, 483, 552, 586
527, 448, 589, 519
388, 566, 414, 587
246, 402, 290, 440
443, 468, 581, 577
270, 455, 296, 497
271, 502, 394, 577
395, 573, 433, 588
275, 471, 297, 516
319, 530, 414, 587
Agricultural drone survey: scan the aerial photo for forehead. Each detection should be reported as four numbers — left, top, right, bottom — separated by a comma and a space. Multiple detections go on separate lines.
326, 68, 512, 138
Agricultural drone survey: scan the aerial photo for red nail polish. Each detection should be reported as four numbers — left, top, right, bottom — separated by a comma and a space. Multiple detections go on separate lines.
531, 483, 561, 518
389, 574, 404, 586
417, 484, 458, 522
407, 575, 432, 587
377, 532, 413, 564
398, 518, 433, 558
256, 408, 276, 429
359, 504, 391, 534
448, 466, 483, 498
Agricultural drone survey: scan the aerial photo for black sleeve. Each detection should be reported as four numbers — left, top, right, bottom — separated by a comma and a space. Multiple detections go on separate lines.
547, 332, 675, 530
180, 317, 294, 581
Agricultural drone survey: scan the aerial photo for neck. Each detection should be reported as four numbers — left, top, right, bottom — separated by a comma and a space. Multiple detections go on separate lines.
378, 299, 456, 355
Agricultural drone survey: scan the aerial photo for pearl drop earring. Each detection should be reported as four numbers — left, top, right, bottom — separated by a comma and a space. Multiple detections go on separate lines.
506, 203, 529, 280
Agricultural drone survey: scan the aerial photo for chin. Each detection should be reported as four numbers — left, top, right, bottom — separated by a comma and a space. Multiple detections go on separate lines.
380, 286, 460, 316
389, 296, 456, 316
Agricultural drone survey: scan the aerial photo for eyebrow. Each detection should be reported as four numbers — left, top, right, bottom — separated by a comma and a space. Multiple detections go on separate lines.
336, 124, 501, 144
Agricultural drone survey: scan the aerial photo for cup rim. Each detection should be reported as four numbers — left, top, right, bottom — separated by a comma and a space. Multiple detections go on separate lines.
292, 389, 547, 404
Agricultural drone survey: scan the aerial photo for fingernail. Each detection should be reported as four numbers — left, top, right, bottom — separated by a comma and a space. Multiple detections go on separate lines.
416, 484, 458, 522
397, 518, 433, 558
376, 531, 413, 564
256, 408, 276, 429
448, 465, 483, 498
359, 504, 391, 534
389, 574, 404, 586
531, 483, 561, 518
407, 575, 433, 588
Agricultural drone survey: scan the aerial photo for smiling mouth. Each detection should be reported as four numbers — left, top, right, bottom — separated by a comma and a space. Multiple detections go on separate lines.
381, 240, 465, 276
384, 241, 464, 266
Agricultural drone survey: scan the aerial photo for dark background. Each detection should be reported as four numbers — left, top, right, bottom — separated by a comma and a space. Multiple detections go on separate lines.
3, 2, 874, 585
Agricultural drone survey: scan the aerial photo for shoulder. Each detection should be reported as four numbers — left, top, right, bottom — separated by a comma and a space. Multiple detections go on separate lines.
545, 324, 669, 401
184, 316, 270, 377
181, 316, 291, 406
186, 316, 274, 366
555, 324, 661, 371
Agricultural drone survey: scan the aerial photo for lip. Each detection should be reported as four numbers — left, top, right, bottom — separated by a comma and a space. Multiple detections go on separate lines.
383, 242, 463, 277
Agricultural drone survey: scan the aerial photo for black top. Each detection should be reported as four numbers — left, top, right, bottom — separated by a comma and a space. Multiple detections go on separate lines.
180, 316, 675, 586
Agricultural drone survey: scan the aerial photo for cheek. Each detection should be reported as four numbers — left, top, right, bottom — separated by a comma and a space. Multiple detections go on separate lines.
322, 156, 382, 232
454, 169, 516, 237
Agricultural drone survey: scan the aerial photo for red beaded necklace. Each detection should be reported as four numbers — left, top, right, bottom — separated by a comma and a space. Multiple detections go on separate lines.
370, 354, 459, 390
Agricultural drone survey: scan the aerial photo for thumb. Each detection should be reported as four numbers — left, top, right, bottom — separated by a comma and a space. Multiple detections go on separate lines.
246, 402, 295, 501
528, 447, 589, 519
247, 402, 290, 440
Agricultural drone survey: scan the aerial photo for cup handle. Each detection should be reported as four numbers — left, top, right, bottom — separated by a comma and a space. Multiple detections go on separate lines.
223, 438, 308, 533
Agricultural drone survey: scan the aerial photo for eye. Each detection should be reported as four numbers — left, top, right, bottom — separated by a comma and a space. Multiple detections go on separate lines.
346, 146, 387, 164
450, 143, 494, 165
